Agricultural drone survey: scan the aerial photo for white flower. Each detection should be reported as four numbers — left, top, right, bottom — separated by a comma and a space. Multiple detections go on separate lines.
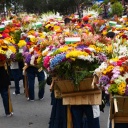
123, 73, 128, 79
6, 50, 13, 59
94, 62, 108, 77
78, 55, 94, 62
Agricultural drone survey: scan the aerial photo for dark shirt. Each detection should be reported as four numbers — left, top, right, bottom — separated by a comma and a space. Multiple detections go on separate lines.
0, 66, 10, 91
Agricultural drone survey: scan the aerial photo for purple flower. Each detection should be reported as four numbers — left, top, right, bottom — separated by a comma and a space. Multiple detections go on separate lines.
104, 84, 110, 94
99, 75, 110, 86
23, 52, 31, 64
10, 53, 16, 60
76, 44, 88, 50
96, 53, 107, 62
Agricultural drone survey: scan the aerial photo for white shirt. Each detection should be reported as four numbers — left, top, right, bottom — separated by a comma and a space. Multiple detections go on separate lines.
10, 61, 19, 69
92, 105, 100, 118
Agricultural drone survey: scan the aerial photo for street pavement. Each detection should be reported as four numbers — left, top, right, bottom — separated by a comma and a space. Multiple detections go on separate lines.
0, 79, 109, 128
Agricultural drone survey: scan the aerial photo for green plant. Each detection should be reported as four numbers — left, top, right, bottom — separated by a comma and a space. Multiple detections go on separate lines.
91, 4, 103, 14
110, 2, 124, 16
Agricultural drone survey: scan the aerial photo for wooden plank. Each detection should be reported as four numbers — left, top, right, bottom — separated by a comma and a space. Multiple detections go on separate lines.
75, 96, 82, 105
61, 90, 101, 97
63, 97, 70, 105
69, 97, 76, 105
57, 81, 68, 93
67, 106, 72, 128
88, 95, 95, 105
62, 93, 101, 105
122, 98, 128, 114
81, 95, 89, 104
112, 119, 114, 128
94, 93, 102, 105
114, 117, 128, 123
114, 98, 118, 113
65, 81, 74, 92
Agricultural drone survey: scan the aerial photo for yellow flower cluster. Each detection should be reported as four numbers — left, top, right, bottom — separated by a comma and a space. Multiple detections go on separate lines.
8, 46, 16, 53
58, 46, 69, 52
89, 45, 101, 52
18, 40, 26, 48
37, 56, 42, 64
66, 50, 88, 59
118, 82, 126, 95
0, 49, 6, 54
106, 45, 112, 54
103, 65, 114, 75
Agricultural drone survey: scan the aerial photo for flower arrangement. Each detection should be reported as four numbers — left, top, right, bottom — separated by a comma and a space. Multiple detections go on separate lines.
43, 41, 107, 86
95, 57, 128, 96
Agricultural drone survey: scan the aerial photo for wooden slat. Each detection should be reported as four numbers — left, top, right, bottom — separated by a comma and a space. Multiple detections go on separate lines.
94, 93, 102, 105
114, 117, 128, 123
75, 96, 82, 105
62, 92, 101, 105
63, 97, 70, 105
114, 98, 118, 113
61, 90, 101, 97
65, 81, 74, 92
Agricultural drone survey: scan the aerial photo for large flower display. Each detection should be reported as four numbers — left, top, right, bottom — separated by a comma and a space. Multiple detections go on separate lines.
43, 39, 107, 86
95, 57, 128, 95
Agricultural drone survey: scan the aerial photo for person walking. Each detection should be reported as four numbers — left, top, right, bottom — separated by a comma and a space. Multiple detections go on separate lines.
10, 61, 22, 95
25, 65, 45, 101
0, 61, 13, 117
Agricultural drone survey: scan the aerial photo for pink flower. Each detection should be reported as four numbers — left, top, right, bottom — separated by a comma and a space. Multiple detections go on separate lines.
43, 56, 51, 69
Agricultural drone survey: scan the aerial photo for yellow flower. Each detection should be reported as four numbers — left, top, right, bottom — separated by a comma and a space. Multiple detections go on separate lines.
58, 46, 69, 52
18, 40, 26, 48
106, 45, 112, 53
119, 67, 124, 72
66, 50, 88, 59
103, 65, 114, 75
110, 57, 119, 62
37, 56, 42, 64
0, 49, 6, 54
118, 82, 126, 95
8, 46, 16, 53
102, 30, 107, 36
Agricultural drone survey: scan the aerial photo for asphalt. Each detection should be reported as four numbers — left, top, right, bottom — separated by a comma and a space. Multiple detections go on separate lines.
0, 79, 109, 128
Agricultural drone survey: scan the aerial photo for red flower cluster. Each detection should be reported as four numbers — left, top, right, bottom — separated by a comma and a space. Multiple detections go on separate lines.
0, 54, 6, 61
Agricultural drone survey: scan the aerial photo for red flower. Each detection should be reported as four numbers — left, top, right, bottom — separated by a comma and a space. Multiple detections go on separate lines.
0, 54, 6, 61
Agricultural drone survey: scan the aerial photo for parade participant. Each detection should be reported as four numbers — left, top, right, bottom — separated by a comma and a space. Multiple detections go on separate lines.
10, 61, 22, 95
82, 16, 94, 34
23, 37, 45, 101
0, 61, 13, 117
24, 65, 45, 101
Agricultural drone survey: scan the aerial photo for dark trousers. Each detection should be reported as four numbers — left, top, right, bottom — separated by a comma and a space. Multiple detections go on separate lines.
0, 87, 10, 115
11, 69, 21, 94
26, 67, 45, 100
49, 92, 67, 128
71, 105, 100, 128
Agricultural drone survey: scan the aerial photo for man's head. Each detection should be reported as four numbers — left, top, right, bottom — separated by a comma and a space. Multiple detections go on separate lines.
106, 32, 115, 39
64, 18, 71, 25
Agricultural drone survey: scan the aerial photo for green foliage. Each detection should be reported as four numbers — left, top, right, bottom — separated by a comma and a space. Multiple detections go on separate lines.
54, 59, 99, 87
103, 0, 109, 4
11, 30, 22, 44
15, 53, 23, 62
110, 2, 124, 16
91, 4, 103, 14
108, 84, 118, 94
